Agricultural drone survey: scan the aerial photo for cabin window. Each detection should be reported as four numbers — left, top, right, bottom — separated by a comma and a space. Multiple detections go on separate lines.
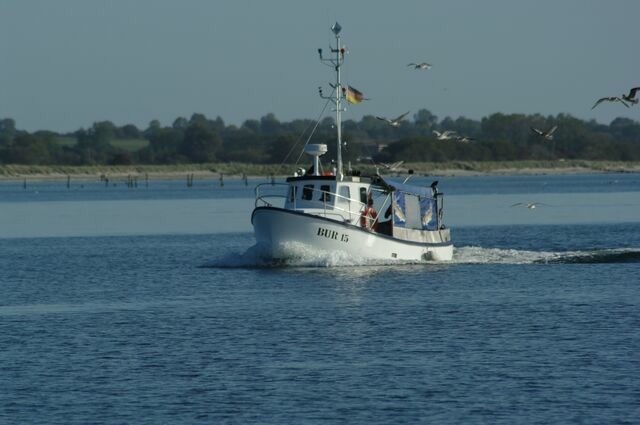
319, 185, 331, 202
302, 184, 314, 200
338, 186, 350, 203
288, 186, 297, 202
360, 187, 368, 204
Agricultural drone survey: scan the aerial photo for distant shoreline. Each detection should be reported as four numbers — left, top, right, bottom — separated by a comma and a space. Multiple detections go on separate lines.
0, 160, 639, 182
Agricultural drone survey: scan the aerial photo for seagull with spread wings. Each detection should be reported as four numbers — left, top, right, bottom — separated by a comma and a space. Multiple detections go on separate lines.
511, 202, 549, 209
380, 161, 405, 171
407, 62, 432, 70
592, 96, 629, 109
530, 125, 558, 140
432, 130, 457, 140
622, 87, 640, 105
376, 111, 410, 127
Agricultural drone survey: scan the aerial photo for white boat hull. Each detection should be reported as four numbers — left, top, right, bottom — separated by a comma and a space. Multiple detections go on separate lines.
252, 207, 453, 262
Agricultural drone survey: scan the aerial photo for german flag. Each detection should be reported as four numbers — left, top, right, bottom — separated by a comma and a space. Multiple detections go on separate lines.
344, 85, 365, 104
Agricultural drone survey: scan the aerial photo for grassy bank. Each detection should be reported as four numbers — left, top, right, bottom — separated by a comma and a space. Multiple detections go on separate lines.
403, 160, 640, 175
0, 163, 294, 181
1, 160, 639, 181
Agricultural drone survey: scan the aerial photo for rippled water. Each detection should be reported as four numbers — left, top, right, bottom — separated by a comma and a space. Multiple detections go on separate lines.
1, 173, 639, 424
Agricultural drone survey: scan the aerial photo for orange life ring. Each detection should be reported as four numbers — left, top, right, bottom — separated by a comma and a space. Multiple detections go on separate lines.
360, 206, 378, 231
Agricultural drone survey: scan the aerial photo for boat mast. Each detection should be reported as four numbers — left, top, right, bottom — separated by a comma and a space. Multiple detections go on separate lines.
318, 22, 345, 179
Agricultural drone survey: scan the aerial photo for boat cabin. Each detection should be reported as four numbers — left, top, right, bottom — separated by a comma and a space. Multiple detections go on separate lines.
284, 174, 375, 226
255, 143, 446, 242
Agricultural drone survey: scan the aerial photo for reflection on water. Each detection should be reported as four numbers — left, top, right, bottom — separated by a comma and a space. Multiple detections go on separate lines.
446, 191, 640, 227
1, 175, 638, 238
0, 198, 255, 238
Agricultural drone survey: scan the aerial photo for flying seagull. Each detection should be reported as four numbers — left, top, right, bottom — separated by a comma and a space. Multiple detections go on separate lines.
622, 87, 640, 105
511, 202, 548, 209
455, 136, 476, 143
376, 111, 410, 127
380, 161, 405, 171
591, 96, 629, 109
407, 62, 432, 70
530, 125, 558, 140
432, 130, 457, 140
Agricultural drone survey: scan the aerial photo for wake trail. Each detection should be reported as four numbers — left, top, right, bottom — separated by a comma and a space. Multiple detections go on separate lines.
202, 244, 640, 268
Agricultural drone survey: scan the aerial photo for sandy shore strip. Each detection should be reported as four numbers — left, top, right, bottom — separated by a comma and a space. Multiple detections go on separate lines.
1, 161, 639, 182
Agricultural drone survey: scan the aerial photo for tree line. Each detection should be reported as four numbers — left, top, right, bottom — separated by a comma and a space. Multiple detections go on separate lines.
1, 109, 640, 166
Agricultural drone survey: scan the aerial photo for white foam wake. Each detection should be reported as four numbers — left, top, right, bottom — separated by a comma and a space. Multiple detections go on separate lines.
203, 244, 640, 268
204, 241, 417, 268
452, 246, 640, 264
451, 246, 569, 264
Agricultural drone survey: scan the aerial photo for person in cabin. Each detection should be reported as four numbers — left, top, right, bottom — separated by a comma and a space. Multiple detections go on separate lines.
360, 197, 378, 231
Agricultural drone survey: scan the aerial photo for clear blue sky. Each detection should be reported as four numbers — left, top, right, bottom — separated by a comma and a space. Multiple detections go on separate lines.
1, 0, 639, 133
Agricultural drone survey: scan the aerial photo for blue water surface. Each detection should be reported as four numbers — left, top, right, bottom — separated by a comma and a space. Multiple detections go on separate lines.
1, 173, 639, 424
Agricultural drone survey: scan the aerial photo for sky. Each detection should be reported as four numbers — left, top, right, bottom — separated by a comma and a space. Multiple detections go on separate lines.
1, 0, 639, 133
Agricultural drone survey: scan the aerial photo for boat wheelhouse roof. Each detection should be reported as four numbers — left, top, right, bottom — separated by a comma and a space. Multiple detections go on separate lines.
382, 178, 434, 198
284, 174, 435, 197
285, 174, 376, 184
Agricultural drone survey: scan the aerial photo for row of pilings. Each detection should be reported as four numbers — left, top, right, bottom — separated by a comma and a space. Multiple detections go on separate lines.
18, 173, 278, 190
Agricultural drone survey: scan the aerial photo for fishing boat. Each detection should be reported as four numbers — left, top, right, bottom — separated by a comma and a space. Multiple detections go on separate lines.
251, 22, 453, 262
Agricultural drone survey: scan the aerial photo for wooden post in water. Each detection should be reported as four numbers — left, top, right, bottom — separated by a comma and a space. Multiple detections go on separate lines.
219, 172, 224, 187
270, 174, 275, 185
243, 173, 248, 186
145, 173, 149, 188
67, 175, 70, 189
23, 177, 27, 191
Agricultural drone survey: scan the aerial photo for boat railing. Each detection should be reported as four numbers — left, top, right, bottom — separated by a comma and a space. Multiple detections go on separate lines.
255, 182, 365, 223
304, 186, 368, 223
254, 183, 289, 208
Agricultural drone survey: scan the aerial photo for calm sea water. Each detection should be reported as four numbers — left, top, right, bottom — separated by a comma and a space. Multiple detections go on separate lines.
1, 173, 639, 424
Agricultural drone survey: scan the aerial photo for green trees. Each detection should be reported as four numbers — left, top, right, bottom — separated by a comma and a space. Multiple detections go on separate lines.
0, 118, 17, 147
4, 133, 54, 164
74, 122, 116, 164
181, 122, 221, 163
143, 127, 184, 163
0, 110, 639, 166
